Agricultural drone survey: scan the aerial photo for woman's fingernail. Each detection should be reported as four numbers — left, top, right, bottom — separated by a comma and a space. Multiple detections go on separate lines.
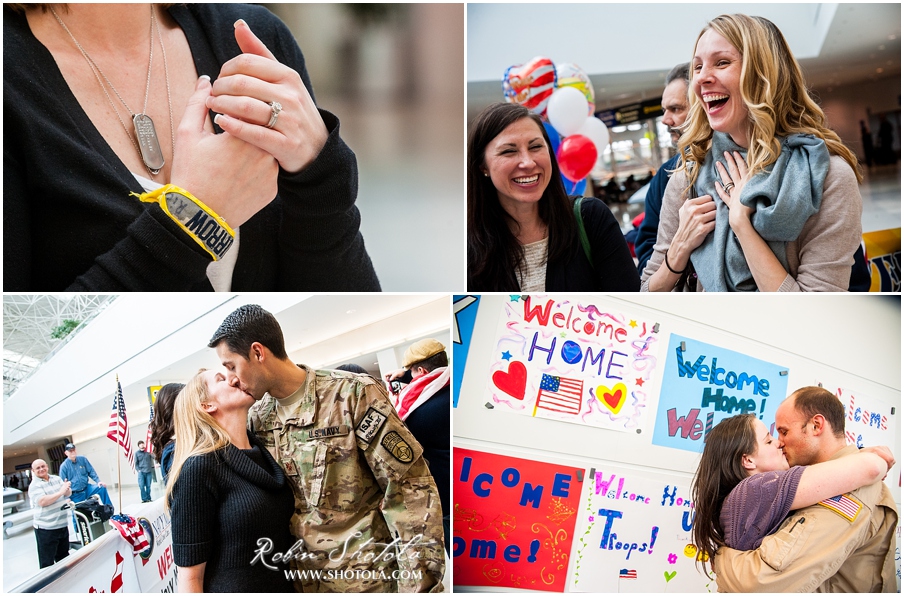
234, 19, 247, 29
197, 75, 210, 89
214, 114, 225, 126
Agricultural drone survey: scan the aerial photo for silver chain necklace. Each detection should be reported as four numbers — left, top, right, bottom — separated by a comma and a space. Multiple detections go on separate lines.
51, 5, 175, 176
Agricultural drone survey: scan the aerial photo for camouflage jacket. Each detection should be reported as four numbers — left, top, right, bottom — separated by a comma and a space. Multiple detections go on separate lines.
248, 365, 445, 592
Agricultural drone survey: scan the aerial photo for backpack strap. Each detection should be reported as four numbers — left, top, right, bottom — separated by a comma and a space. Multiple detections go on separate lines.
573, 197, 594, 268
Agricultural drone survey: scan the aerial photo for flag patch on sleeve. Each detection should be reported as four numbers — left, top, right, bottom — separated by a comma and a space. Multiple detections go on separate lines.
817, 493, 862, 522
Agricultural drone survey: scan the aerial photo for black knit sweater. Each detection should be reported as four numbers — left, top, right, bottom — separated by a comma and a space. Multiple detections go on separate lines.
3, 4, 380, 291
171, 435, 295, 593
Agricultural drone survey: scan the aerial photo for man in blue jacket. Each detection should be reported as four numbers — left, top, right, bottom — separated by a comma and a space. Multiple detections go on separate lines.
59, 443, 112, 506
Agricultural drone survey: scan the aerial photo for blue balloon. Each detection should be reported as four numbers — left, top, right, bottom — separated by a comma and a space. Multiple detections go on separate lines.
563, 178, 587, 196
543, 121, 561, 155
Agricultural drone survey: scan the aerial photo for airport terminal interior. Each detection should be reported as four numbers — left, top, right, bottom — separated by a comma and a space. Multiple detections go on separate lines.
2, 294, 451, 591
468, 3, 901, 241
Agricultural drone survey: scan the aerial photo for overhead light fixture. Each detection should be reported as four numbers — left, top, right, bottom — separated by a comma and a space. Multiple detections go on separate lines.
346, 310, 356, 314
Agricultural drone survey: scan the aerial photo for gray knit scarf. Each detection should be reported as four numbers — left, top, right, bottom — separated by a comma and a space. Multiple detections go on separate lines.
689, 132, 830, 291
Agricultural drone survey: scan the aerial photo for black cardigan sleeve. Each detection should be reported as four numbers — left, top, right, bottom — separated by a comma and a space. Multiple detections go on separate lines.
581, 197, 641, 291
171, 454, 219, 568
184, 4, 381, 291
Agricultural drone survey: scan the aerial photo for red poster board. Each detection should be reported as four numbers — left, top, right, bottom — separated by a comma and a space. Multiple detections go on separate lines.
453, 448, 584, 591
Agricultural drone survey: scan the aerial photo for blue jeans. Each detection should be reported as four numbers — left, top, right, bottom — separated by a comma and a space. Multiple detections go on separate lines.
138, 472, 154, 502
69, 484, 112, 507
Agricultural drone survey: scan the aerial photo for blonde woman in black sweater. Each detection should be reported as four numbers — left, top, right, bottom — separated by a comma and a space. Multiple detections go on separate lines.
167, 369, 295, 593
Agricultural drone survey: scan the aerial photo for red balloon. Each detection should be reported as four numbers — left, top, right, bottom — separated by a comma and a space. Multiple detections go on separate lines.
556, 134, 597, 182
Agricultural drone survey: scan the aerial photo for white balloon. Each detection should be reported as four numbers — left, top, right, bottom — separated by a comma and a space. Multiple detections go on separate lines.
546, 87, 590, 137
577, 117, 610, 154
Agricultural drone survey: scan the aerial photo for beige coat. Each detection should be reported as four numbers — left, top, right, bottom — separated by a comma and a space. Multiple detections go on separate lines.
713, 445, 898, 592
640, 155, 863, 291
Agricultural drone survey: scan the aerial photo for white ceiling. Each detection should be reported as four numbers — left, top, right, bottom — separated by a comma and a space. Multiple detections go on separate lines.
3, 294, 450, 459
467, 3, 901, 120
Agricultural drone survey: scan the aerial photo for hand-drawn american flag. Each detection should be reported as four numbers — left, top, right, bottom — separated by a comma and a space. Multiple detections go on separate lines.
619, 569, 637, 579
107, 378, 135, 473
535, 373, 583, 415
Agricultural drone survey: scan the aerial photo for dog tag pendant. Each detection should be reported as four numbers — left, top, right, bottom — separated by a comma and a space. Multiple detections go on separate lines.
133, 114, 165, 174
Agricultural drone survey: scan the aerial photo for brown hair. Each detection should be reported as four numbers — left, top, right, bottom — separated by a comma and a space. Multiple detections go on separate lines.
691, 414, 756, 576
148, 382, 184, 463
788, 386, 846, 438
467, 102, 577, 291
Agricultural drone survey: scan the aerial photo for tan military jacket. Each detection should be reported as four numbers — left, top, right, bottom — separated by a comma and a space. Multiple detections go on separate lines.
248, 366, 445, 592
713, 445, 899, 592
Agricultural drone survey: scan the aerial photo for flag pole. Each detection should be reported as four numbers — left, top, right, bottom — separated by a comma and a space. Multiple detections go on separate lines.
116, 374, 122, 514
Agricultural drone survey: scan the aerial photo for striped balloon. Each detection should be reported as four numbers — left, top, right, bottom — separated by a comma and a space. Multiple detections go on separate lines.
502, 56, 557, 117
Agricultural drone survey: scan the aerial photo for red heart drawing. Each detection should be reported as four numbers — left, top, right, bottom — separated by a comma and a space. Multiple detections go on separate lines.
502, 56, 557, 116
493, 361, 527, 400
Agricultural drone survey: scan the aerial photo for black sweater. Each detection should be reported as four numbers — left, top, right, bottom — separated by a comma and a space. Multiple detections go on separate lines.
171, 436, 295, 593
468, 196, 640, 291
546, 196, 640, 291
403, 384, 450, 521
4, 4, 380, 291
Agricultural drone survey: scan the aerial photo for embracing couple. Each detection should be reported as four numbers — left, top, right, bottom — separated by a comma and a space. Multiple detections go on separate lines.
692, 386, 898, 592
165, 305, 445, 593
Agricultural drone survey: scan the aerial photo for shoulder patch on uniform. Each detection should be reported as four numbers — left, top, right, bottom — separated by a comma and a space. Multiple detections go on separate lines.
355, 407, 387, 443
380, 431, 414, 463
817, 493, 862, 522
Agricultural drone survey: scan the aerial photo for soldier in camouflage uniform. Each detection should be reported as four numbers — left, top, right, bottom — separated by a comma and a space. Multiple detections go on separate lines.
209, 305, 445, 592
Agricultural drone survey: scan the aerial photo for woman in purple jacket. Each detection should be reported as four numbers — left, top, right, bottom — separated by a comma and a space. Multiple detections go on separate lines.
691, 413, 893, 573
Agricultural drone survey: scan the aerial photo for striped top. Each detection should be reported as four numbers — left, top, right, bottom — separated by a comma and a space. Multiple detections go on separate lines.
516, 237, 549, 292
28, 475, 70, 530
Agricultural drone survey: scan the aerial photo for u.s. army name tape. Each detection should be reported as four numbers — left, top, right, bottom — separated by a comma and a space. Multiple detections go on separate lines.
132, 184, 235, 261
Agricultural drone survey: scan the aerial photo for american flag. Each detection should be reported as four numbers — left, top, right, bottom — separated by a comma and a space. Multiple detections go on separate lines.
619, 569, 637, 579
535, 374, 583, 415
110, 514, 151, 555
107, 378, 135, 473
819, 494, 862, 521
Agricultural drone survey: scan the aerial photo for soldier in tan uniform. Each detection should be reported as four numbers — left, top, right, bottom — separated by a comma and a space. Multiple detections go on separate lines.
713, 387, 898, 592
209, 304, 445, 592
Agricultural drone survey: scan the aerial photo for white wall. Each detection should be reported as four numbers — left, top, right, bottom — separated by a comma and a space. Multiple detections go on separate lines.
454, 293, 901, 592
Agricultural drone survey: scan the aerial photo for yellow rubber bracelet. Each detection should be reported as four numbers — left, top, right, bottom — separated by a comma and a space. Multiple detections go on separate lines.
131, 184, 235, 261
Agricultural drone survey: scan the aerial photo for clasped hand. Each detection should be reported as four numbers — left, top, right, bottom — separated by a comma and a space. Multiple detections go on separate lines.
169, 20, 327, 230
207, 19, 328, 174
714, 151, 754, 231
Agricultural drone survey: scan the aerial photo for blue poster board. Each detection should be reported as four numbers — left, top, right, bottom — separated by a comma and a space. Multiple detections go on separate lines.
652, 334, 789, 453
453, 295, 480, 408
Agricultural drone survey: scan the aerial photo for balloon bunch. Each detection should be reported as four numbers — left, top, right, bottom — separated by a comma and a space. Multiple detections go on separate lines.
503, 58, 610, 193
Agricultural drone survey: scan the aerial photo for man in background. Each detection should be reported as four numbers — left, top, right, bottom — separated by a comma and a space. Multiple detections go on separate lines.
135, 440, 155, 503
28, 459, 71, 568
386, 339, 451, 554
59, 443, 112, 506
635, 63, 689, 274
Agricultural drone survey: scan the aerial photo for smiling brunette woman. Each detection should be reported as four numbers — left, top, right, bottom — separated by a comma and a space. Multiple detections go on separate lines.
641, 14, 863, 292
691, 413, 893, 577
467, 102, 639, 291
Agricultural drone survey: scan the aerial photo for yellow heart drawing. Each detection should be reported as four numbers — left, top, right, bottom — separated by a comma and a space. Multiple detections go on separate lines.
596, 383, 628, 414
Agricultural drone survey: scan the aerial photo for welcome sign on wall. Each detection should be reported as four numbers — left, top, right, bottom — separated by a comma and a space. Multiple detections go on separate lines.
485, 295, 663, 433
